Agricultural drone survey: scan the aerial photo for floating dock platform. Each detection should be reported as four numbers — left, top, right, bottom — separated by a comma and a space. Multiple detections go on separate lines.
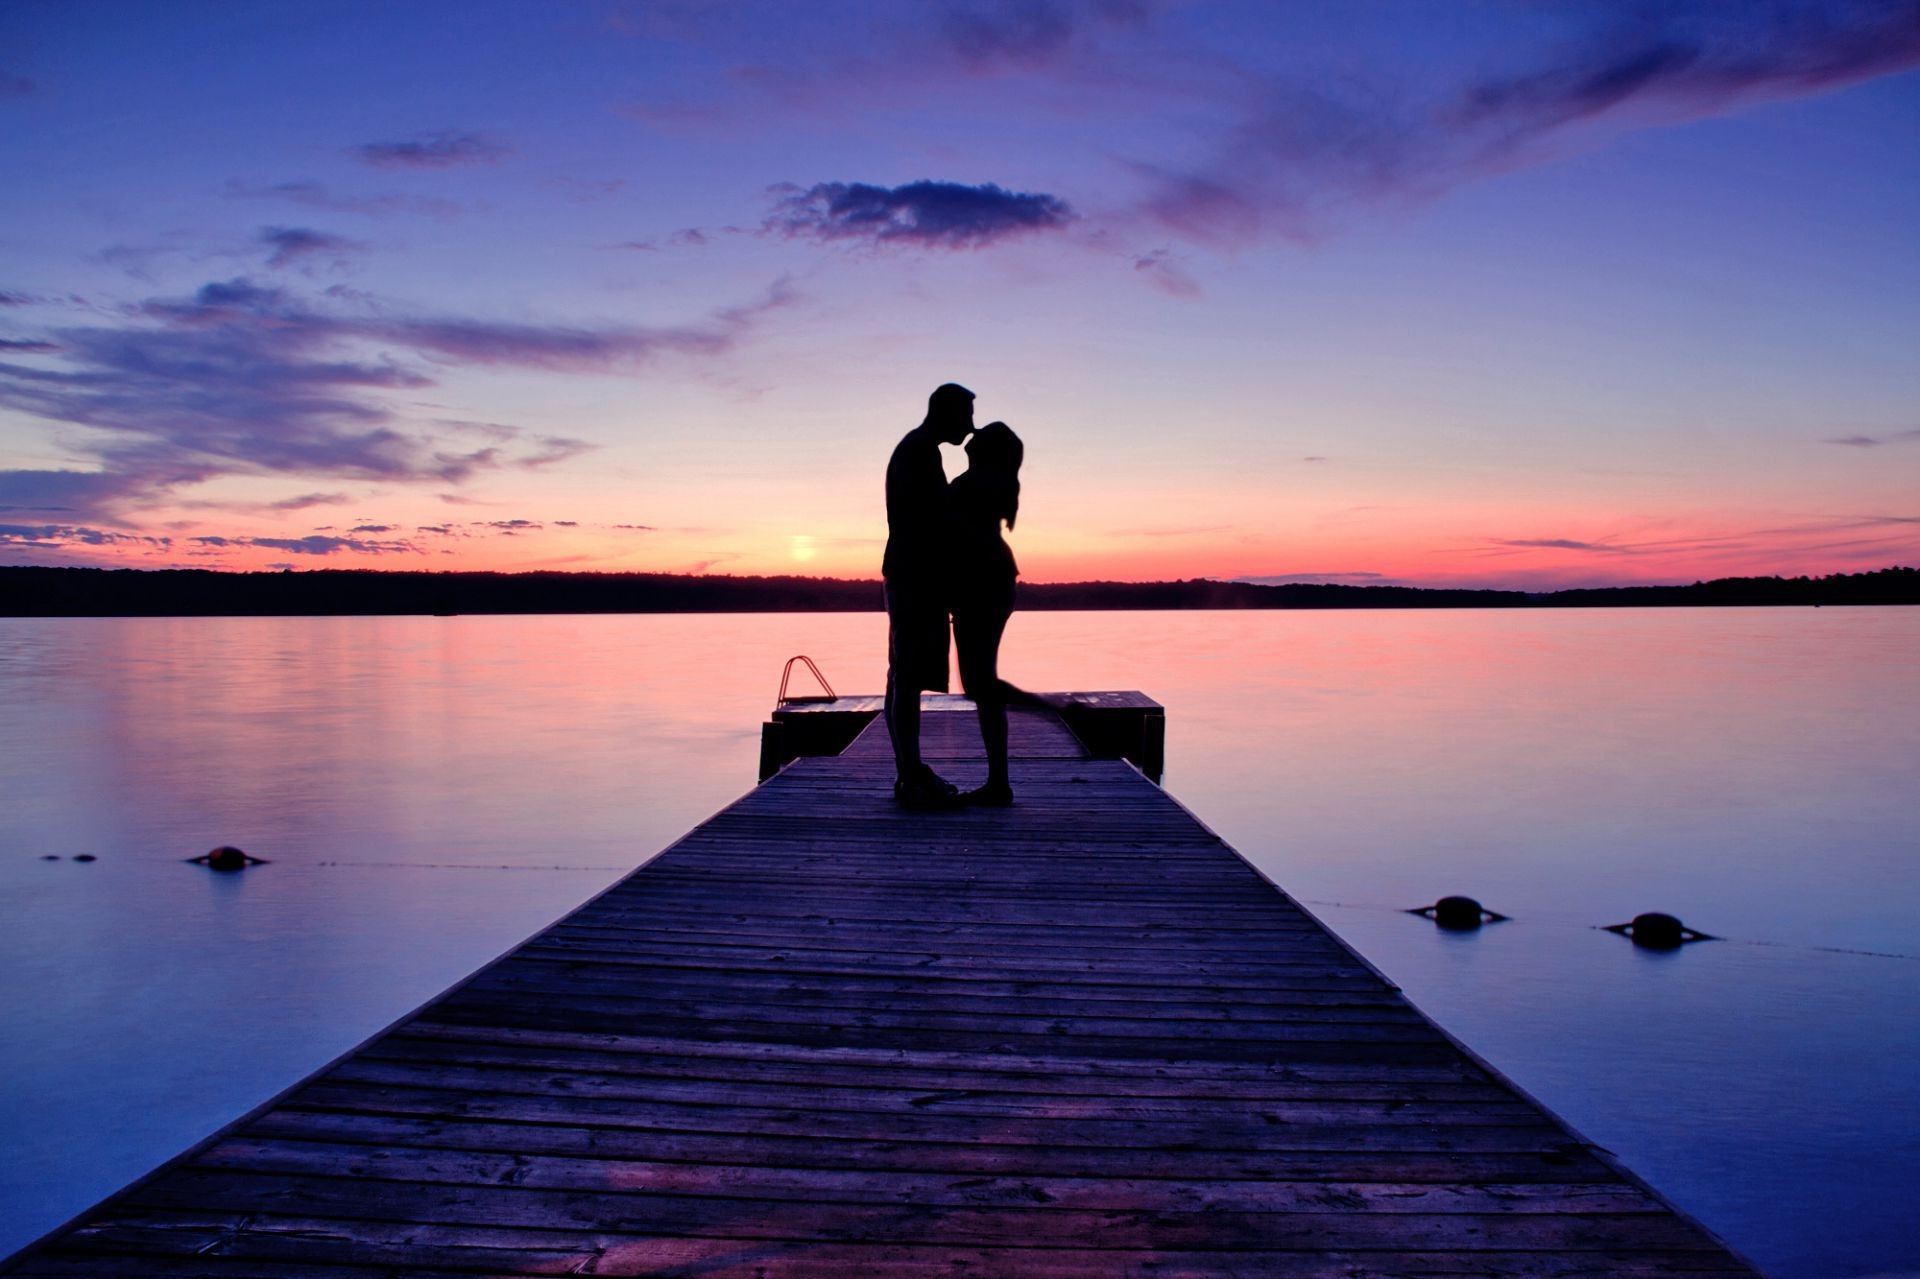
3, 698, 1760, 1277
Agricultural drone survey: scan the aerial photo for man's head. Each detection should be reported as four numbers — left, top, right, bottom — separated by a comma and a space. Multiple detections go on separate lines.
925, 382, 975, 445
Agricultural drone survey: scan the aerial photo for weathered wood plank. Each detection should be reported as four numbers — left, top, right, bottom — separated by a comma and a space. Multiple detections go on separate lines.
25, 1228, 1760, 1279
118, 1170, 1726, 1252
246, 1111, 1619, 1184
312, 1060, 1540, 1124
281, 1081, 1577, 1150
196, 1139, 1667, 1214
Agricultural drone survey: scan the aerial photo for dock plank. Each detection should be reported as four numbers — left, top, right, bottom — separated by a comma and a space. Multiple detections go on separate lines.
0, 702, 1761, 1277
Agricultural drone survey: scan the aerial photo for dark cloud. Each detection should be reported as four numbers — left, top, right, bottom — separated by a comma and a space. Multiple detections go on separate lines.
1302, 455, 1329, 463
1234, 571, 1391, 585
0, 276, 787, 521
613, 523, 657, 531
270, 491, 349, 511
351, 131, 510, 170
229, 180, 461, 220
1493, 538, 1637, 553
1140, 2, 1920, 245
0, 523, 170, 549
554, 520, 579, 527
487, 519, 541, 533
1751, 513, 1920, 535
0, 291, 39, 306
349, 523, 396, 533
415, 524, 452, 535
1827, 429, 1920, 447
191, 533, 416, 555
0, 338, 59, 353
768, 180, 1074, 249
259, 226, 368, 270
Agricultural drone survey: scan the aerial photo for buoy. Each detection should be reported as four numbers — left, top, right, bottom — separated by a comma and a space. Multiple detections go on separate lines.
190, 845, 267, 872
1408, 895, 1509, 930
72, 854, 97, 863
40, 854, 59, 860
1604, 911, 1713, 949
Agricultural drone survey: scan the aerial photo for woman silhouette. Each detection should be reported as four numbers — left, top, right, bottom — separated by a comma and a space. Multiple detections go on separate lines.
949, 420, 1023, 805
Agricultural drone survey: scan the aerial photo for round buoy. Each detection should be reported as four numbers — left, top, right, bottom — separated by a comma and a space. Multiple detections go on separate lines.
1407, 896, 1509, 929
73, 854, 97, 863
40, 854, 59, 861
1630, 912, 1685, 948
1604, 911, 1712, 948
192, 846, 267, 871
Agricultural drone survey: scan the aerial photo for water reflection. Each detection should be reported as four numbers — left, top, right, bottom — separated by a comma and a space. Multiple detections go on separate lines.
1, 609, 1915, 1276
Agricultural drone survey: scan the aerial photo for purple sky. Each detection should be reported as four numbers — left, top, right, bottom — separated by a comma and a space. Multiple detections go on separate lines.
2, 1, 1917, 586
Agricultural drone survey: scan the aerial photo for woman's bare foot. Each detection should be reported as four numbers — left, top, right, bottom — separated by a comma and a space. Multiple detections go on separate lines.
962, 781, 1014, 807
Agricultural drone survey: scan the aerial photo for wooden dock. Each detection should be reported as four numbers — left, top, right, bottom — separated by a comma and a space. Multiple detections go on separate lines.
4, 700, 1761, 1277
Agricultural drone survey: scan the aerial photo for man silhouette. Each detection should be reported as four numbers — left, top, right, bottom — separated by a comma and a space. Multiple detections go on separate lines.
884, 382, 974, 807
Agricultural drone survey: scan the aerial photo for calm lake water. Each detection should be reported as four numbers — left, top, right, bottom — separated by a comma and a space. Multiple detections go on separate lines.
1, 608, 1916, 1276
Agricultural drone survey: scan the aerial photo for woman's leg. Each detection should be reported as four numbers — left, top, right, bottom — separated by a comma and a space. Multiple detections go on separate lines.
955, 593, 1013, 793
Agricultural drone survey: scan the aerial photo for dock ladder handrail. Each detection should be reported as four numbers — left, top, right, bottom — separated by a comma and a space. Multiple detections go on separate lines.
776, 655, 836, 705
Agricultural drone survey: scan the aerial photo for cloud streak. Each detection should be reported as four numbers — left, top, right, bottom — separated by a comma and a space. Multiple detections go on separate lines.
1827, 428, 1920, 447
191, 533, 417, 555
939, 0, 1162, 72
229, 181, 460, 220
1233, 571, 1393, 586
1494, 537, 1639, 554
0, 522, 170, 549
768, 180, 1074, 249
351, 131, 510, 170
259, 226, 367, 270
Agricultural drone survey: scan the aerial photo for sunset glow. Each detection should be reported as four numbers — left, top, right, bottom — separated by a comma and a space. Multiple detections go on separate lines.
2, 3, 1917, 588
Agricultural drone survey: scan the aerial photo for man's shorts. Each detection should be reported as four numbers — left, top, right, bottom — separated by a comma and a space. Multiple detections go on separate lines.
885, 579, 950, 693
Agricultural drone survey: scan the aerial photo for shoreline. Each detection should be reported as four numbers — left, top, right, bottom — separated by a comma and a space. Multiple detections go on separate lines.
2, 563, 1915, 617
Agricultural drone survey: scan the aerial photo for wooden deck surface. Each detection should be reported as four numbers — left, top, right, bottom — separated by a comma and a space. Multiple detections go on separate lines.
3, 704, 1760, 1277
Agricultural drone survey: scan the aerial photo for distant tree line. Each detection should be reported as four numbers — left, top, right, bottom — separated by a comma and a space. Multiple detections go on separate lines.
1, 565, 1914, 617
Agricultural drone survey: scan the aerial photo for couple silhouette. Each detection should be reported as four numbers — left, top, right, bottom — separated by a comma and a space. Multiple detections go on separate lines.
883, 383, 1024, 810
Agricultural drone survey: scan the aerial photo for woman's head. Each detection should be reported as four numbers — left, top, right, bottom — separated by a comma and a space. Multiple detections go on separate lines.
965, 421, 1023, 529
967, 420, 1023, 472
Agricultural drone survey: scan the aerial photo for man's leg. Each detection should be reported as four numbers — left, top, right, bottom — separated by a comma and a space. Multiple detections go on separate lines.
885, 653, 921, 780
884, 583, 922, 780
